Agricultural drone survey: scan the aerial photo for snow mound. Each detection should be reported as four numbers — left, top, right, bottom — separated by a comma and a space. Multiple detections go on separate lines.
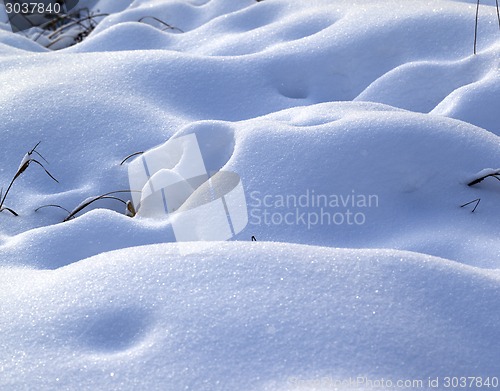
1, 243, 499, 390
1, 102, 500, 268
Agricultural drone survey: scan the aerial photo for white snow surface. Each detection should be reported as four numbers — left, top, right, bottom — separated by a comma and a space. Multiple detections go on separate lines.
1, 0, 500, 389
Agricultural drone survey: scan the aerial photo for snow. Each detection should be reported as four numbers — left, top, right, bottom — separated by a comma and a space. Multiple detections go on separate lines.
2, 243, 500, 390
1, 0, 500, 389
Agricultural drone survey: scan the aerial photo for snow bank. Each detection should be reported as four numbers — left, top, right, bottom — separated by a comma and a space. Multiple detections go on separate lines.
1, 101, 499, 268
1, 243, 499, 390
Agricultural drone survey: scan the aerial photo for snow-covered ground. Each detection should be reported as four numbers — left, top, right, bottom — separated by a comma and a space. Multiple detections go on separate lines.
0, 0, 499, 389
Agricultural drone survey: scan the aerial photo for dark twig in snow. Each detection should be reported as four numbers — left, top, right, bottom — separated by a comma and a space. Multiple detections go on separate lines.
460, 198, 481, 212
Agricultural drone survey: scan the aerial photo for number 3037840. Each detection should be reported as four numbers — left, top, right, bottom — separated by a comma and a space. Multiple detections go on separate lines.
443, 377, 499, 388
5, 2, 62, 14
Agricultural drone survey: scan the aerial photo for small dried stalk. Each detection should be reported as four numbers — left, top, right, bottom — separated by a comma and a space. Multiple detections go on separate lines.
0, 142, 58, 216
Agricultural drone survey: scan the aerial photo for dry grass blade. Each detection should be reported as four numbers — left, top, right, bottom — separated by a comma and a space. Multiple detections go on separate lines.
45, 34, 75, 49
0, 142, 58, 216
126, 200, 136, 217
467, 171, 500, 186
0, 207, 19, 216
29, 8, 109, 49
35, 204, 72, 214
32, 13, 82, 42
474, 0, 480, 55
22, 140, 42, 162
29, 160, 59, 183
473, 0, 500, 54
35, 14, 69, 32
120, 151, 144, 165
36, 190, 140, 220
138, 16, 184, 32
47, 13, 109, 39
62, 190, 138, 222
497, 0, 500, 30
460, 198, 481, 212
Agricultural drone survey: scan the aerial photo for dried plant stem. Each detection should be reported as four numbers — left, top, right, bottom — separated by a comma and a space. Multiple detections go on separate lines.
467, 171, 500, 186
0, 142, 58, 216
62, 190, 135, 221
35, 204, 72, 214
47, 13, 109, 39
138, 16, 184, 33
120, 151, 144, 165
460, 198, 481, 212
474, 0, 500, 55
474, 0, 480, 55
497, 0, 500, 30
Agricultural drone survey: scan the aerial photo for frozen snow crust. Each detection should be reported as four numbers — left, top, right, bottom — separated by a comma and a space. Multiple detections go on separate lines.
1, 0, 500, 389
